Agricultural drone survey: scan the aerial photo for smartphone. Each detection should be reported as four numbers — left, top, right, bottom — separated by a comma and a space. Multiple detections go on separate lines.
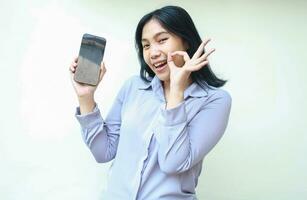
74, 33, 106, 86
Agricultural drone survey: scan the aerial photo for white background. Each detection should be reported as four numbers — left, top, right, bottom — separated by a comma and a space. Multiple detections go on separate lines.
1, 0, 306, 199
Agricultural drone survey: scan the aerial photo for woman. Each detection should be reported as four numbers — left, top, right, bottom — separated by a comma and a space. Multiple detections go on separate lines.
70, 5, 231, 200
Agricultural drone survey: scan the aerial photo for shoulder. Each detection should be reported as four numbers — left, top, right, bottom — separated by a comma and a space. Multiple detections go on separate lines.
204, 87, 232, 108
207, 87, 232, 101
118, 75, 149, 94
116, 75, 150, 102
123, 75, 150, 89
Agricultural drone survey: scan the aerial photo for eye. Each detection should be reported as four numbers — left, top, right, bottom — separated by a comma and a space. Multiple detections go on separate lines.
142, 44, 150, 49
158, 38, 168, 43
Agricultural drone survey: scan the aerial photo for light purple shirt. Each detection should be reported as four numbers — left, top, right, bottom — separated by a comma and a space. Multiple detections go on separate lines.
75, 75, 232, 200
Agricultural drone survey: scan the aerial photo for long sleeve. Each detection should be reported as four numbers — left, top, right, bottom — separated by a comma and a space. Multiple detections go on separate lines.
75, 81, 129, 163
155, 89, 232, 174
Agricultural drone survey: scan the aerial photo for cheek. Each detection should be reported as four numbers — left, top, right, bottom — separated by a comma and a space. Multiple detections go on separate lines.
143, 52, 150, 66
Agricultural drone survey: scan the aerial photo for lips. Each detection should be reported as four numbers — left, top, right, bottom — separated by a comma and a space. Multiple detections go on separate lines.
155, 63, 167, 73
153, 60, 167, 68
152, 60, 167, 73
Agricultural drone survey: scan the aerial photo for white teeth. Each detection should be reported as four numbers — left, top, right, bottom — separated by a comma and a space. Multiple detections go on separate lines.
153, 61, 166, 67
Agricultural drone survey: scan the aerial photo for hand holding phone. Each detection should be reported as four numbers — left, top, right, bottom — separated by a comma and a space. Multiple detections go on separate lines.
74, 33, 106, 86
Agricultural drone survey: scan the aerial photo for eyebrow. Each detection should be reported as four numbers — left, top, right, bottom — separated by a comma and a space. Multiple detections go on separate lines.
141, 31, 169, 42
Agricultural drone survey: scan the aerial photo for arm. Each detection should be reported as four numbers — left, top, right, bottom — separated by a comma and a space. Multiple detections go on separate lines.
75, 82, 128, 163
70, 57, 123, 163
155, 90, 232, 174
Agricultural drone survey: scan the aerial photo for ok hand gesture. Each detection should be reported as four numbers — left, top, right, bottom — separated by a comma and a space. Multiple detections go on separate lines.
167, 38, 215, 91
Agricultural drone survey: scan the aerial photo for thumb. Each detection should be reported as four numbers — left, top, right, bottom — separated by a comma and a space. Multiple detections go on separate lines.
167, 52, 176, 69
98, 61, 107, 83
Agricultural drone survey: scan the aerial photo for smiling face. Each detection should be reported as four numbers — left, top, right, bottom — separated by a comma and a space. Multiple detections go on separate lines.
141, 19, 188, 81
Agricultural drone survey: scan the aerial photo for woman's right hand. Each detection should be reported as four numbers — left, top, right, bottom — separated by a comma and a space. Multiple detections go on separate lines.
70, 56, 107, 114
69, 56, 107, 98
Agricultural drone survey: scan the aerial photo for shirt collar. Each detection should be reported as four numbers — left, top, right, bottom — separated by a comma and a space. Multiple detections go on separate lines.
138, 75, 161, 90
138, 75, 209, 99
184, 81, 209, 98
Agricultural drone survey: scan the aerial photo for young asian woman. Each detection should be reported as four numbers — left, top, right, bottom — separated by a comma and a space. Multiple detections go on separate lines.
70, 5, 231, 200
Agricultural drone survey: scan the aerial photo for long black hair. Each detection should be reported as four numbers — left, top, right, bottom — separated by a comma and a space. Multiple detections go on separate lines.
135, 5, 226, 88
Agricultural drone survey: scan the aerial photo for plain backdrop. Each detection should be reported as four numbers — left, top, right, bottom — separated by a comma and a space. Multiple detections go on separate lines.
0, 0, 306, 199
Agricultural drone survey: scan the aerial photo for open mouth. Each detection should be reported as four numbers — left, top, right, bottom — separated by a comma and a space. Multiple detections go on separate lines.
153, 61, 167, 72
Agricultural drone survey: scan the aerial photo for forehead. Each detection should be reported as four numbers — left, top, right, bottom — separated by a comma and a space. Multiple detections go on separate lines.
142, 19, 168, 40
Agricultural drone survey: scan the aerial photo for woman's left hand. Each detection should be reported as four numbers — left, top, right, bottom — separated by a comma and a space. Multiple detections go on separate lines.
167, 38, 215, 91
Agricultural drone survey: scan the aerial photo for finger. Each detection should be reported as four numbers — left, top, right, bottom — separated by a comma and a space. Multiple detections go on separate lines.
203, 48, 215, 59
70, 57, 78, 71
70, 72, 82, 91
70, 62, 77, 72
73, 57, 78, 67
192, 38, 211, 59
100, 61, 106, 73
69, 63, 75, 72
98, 62, 107, 82
194, 48, 215, 64
188, 60, 209, 72
171, 51, 190, 62
69, 69, 77, 87
167, 52, 176, 69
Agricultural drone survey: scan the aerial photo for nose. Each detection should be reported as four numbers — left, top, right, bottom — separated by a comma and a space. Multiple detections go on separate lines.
149, 46, 161, 60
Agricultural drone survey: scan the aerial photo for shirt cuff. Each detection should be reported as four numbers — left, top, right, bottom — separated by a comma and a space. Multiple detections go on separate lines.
158, 101, 187, 126
75, 104, 103, 129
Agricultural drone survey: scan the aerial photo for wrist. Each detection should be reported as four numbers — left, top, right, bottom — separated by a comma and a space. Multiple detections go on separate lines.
170, 83, 185, 92
78, 93, 94, 100
78, 95, 96, 114
166, 91, 184, 109
169, 90, 184, 98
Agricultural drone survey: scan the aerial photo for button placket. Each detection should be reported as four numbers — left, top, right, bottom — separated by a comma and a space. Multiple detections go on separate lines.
132, 108, 161, 200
